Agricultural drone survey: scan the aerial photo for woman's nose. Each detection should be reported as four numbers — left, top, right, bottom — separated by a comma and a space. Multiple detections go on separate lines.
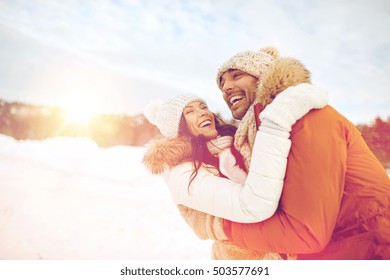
198, 108, 206, 117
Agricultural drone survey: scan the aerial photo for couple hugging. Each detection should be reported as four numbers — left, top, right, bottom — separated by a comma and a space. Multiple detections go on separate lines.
143, 46, 390, 260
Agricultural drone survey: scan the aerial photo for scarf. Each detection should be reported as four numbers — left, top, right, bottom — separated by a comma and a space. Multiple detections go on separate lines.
233, 104, 258, 171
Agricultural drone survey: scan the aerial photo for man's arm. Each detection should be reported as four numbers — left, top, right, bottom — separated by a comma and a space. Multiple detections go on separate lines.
224, 107, 347, 254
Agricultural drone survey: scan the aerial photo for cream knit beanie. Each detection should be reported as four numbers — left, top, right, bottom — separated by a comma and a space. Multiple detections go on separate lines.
144, 94, 205, 139
216, 46, 281, 90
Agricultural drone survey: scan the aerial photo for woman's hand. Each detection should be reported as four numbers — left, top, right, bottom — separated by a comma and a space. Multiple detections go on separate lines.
207, 136, 233, 156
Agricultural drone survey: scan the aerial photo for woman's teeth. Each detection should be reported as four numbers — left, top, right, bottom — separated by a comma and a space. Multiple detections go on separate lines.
199, 120, 212, 128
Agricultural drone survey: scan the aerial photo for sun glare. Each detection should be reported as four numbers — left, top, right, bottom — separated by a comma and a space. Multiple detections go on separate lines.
63, 95, 101, 125
65, 106, 95, 124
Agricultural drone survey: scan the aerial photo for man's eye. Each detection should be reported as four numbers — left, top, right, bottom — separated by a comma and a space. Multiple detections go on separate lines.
233, 73, 242, 78
220, 78, 225, 88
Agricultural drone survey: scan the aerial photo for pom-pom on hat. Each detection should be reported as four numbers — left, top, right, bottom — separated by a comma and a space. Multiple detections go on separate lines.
216, 46, 281, 90
144, 94, 205, 139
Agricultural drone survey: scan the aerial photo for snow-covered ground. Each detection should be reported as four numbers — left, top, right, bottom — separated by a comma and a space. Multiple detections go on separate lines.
0, 134, 212, 260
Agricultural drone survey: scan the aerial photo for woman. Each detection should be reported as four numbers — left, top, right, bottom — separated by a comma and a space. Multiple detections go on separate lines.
144, 95, 247, 186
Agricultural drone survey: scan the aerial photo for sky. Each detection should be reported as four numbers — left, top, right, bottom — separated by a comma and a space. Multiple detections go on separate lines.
0, 0, 389, 124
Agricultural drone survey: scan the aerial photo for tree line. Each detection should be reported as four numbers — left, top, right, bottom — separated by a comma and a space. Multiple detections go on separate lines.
0, 99, 389, 168
0, 99, 159, 147
357, 117, 390, 168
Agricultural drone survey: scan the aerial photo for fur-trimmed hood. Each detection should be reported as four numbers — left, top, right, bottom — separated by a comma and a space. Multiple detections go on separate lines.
143, 57, 311, 175
143, 136, 193, 174
255, 57, 310, 107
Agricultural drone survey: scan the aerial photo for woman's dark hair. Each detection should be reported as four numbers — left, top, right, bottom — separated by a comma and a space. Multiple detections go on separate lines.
178, 113, 246, 190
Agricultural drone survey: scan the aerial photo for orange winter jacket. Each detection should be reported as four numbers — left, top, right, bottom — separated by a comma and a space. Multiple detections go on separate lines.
224, 104, 390, 259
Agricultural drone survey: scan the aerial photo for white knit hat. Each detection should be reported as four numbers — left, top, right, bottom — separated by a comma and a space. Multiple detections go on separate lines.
216, 46, 281, 90
144, 94, 205, 139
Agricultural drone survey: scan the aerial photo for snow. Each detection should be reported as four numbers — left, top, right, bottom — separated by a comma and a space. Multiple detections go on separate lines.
0, 134, 212, 260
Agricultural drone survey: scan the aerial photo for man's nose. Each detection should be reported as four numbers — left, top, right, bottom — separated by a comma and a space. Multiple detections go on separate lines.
222, 79, 233, 94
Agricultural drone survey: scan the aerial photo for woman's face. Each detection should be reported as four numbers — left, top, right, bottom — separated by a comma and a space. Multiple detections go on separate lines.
183, 101, 218, 139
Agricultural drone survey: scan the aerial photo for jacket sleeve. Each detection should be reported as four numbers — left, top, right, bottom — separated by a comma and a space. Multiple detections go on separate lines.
163, 129, 291, 223
224, 107, 347, 254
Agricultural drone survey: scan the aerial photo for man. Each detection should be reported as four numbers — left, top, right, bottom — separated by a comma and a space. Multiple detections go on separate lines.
180, 46, 390, 259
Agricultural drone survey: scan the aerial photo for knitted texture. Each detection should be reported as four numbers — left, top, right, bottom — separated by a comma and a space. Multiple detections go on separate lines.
212, 241, 284, 260
144, 94, 205, 139
177, 205, 228, 241
216, 46, 280, 90
233, 105, 257, 170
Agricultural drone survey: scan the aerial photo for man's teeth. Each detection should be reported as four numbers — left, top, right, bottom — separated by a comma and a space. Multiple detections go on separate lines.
230, 95, 243, 105
199, 120, 212, 128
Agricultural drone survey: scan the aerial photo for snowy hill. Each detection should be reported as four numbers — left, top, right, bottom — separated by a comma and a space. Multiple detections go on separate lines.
0, 134, 212, 259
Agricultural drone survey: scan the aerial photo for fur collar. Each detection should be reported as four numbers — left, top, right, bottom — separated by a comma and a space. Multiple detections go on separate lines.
143, 136, 193, 174
255, 57, 310, 107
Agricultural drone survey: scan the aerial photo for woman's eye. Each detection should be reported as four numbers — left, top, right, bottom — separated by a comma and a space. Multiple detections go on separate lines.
184, 110, 193, 115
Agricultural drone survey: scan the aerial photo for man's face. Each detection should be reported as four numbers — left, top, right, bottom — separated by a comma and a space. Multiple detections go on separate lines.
220, 69, 258, 120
